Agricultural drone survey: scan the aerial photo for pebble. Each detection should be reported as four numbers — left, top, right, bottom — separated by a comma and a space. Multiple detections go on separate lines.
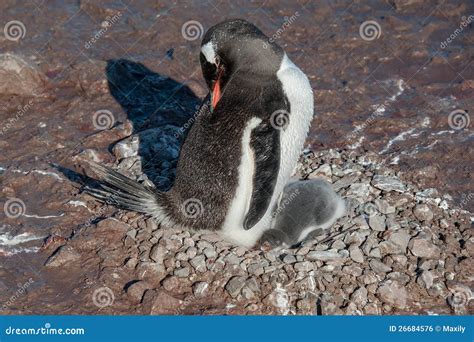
190, 255, 207, 272
388, 229, 410, 252
283, 254, 297, 264
126, 281, 150, 303
225, 276, 246, 298
375, 199, 395, 214
149, 244, 167, 264
413, 204, 434, 222
351, 286, 368, 307
371, 175, 406, 193
294, 261, 314, 272
44, 246, 80, 267
150, 291, 183, 314
369, 214, 386, 231
377, 280, 407, 309
247, 263, 265, 276
369, 259, 392, 273
203, 247, 217, 259
418, 270, 434, 289
409, 238, 440, 259
192, 281, 210, 297
349, 246, 365, 263
307, 250, 342, 261
174, 267, 190, 278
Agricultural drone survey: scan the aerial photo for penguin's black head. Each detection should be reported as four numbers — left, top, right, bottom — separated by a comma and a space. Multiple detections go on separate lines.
200, 19, 284, 108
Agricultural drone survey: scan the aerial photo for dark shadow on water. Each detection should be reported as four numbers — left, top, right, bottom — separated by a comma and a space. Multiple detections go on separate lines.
105, 59, 201, 190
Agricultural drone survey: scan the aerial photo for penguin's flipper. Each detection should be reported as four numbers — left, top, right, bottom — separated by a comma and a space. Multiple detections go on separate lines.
243, 122, 280, 230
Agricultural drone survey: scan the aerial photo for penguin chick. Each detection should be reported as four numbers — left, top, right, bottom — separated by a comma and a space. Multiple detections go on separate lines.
260, 179, 346, 248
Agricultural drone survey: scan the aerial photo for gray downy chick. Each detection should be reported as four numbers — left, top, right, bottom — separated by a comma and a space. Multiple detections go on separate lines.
260, 178, 346, 248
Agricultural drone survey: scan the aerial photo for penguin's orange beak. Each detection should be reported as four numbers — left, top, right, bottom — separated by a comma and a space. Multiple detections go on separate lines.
211, 68, 223, 109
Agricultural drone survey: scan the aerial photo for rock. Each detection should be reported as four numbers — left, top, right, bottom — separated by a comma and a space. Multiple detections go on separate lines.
96, 218, 130, 233
294, 261, 314, 272
342, 265, 363, 277
375, 199, 395, 214
349, 246, 365, 263
377, 280, 407, 309
369, 259, 392, 273
351, 287, 368, 307
203, 247, 217, 259
112, 136, 139, 159
149, 244, 167, 263
309, 164, 332, 181
413, 204, 433, 222
371, 175, 406, 193
174, 267, 190, 278
192, 281, 209, 297
247, 263, 264, 276
369, 214, 386, 231
346, 183, 370, 199
332, 239, 346, 250
418, 270, 434, 289
307, 250, 343, 261
388, 229, 410, 252
378, 241, 402, 256
136, 262, 166, 281
44, 246, 80, 267
126, 281, 150, 303
225, 276, 246, 298
283, 254, 297, 264
162, 276, 180, 292
364, 302, 381, 315
333, 175, 359, 191
224, 253, 240, 265
0, 54, 45, 96
189, 255, 207, 272
150, 291, 183, 314
409, 238, 440, 258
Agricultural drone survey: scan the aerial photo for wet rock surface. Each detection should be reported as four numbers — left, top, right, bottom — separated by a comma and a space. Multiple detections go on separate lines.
0, 1, 473, 316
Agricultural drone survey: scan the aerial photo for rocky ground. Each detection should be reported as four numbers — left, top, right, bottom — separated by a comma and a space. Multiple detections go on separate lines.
3, 146, 473, 315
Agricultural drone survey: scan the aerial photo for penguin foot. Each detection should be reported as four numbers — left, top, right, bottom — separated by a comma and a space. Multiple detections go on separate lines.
259, 229, 290, 249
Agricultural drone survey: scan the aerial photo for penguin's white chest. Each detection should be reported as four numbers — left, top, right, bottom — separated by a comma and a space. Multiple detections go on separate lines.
221, 54, 314, 247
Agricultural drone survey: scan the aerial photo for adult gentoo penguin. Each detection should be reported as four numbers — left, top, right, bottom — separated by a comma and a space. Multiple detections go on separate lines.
86, 19, 314, 248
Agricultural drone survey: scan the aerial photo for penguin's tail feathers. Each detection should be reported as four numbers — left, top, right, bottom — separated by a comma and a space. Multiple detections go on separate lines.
83, 161, 165, 218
